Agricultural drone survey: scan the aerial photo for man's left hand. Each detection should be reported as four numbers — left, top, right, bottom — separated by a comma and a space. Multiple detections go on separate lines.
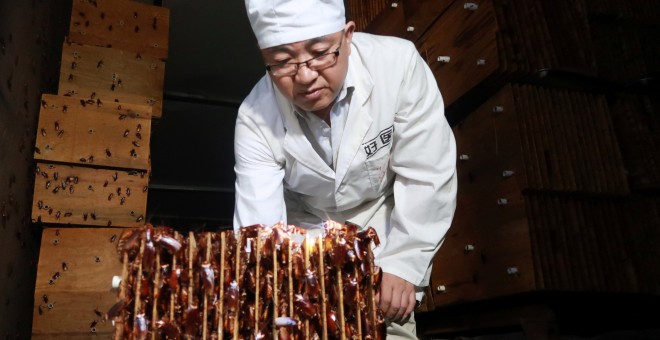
375, 272, 416, 322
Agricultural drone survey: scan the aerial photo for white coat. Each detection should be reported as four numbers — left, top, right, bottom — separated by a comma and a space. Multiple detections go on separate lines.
233, 33, 457, 287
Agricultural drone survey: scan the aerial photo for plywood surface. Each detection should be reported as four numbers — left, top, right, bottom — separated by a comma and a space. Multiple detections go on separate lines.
68, 0, 170, 60
58, 42, 165, 117
32, 227, 127, 338
34, 94, 151, 170
32, 162, 148, 228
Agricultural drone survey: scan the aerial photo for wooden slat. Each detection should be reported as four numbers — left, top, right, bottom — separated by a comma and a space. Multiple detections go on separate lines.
34, 94, 151, 170
68, 0, 170, 60
58, 42, 165, 118
32, 162, 149, 227
32, 227, 124, 337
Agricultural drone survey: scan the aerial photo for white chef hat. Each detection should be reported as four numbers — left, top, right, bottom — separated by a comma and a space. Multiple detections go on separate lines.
245, 0, 346, 49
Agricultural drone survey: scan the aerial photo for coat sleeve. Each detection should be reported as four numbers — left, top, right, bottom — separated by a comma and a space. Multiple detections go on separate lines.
376, 45, 458, 287
233, 107, 287, 231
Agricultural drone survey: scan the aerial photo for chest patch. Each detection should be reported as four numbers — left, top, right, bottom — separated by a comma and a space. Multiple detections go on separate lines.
362, 125, 393, 159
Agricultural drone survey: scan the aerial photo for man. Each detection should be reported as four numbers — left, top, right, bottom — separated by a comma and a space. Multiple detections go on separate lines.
234, 0, 457, 337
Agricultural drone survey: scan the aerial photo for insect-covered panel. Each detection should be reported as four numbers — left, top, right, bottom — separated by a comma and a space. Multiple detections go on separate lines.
32, 162, 149, 228
59, 42, 165, 117
68, 0, 170, 60
35, 94, 152, 170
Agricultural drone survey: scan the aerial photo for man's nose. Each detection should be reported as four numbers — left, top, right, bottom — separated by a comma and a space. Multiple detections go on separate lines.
295, 63, 318, 84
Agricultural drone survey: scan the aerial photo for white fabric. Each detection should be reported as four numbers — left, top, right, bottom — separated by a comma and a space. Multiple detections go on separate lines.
233, 33, 458, 288
244, 0, 346, 48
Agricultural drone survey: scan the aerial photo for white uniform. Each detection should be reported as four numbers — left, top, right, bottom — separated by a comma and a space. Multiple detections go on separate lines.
234, 32, 457, 290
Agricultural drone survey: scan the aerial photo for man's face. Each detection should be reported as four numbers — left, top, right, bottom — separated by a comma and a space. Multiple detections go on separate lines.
260, 22, 355, 116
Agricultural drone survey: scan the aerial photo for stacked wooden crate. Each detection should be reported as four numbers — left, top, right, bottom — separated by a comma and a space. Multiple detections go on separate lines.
347, 0, 660, 321
31, 0, 169, 338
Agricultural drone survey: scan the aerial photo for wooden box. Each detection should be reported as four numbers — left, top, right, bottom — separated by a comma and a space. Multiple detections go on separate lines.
32, 162, 149, 228
32, 227, 125, 339
34, 94, 152, 170
58, 42, 165, 118
68, 0, 170, 60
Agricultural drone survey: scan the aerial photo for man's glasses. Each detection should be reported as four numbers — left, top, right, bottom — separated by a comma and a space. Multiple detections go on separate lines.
265, 38, 343, 77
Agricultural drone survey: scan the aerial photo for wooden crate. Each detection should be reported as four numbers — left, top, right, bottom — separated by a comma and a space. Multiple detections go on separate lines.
68, 0, 170, 60
32, 162, 149, 228
58, 42, 165, 118
34, 94, 152, 170
32, 227, 126, 339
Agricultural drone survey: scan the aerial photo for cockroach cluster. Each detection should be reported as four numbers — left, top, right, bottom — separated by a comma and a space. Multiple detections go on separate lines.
109, 221, 386, 339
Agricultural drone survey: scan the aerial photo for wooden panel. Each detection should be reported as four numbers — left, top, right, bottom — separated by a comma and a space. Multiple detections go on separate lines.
363, 1, 408, 39
32, 162, 148, 228
58, 42, 165, 118
403, 0, 454, 41
68, 0, 170, 60
32, 227, 125, 338
416, 0, 501, 106
34, 94, 151, 170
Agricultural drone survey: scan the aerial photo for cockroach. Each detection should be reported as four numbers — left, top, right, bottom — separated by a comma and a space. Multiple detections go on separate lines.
52, 272, 61, 281
67, 74, 74, 81
64, 212, 72, 217
40, 128, 46, 137
54, 122, 60, 131
60, 181, 66, 190
132, 141, 140, 147
294, 294, 316, 319
117, 79, 122, 88
38, 305, 44, 315
133, 12, 138, 19
125, 188, 131, 197
62, 262, 68, 271
134, 25, 139, 33
116, 187, 121, 196
123, 129, 129, 137
130, 149, 137, 158
48, 208, 53, 215
74, 176, 79, 184
96, 99, 102, 107
118, 114, 127, 120
62, 105, 67, 113
83, 213, 88, 221
43, 294, 48, 304
41, 99, 47, 108
90, 92, 96, 99
71, 61, 77, 69
37, 200, 43, 209
327, 310, 339, 336
183, 306, 201, 336
55, 211, 61, 219
45, 181, 51, 189
34, 147, 41, 154
155, 320, 180, 338
136, 215, 143, 222
110, 83, 115, 91
80, 100, 87, 108
55, 229, 60, 236
136, 124, 142, 133
79, 157, 87, 163
91, 212, 97, 220
200, 261, 214, 295
135, 53, 142, 61
143, 186, 148, 193
85, 20, 89, 27
57, 130, 64, 138
86, 99, 95, 105
112, 172, 118, 181
105, 149, 111, 157
120, 197, 126, 205
41, 172, 48, 179
156, 234, 182, 254
110, 234, 117, 243
52, 186, 60, 194
152, 17, 157, 30
53, 172, 58, 181
100, 12, 105, 19
69, 185, 74, 194
106, 299, 128, 319
108, 193, 113, 201
94, 308, 103, 318
88, 185, 94, 191
103, 180, 108, 187
135, 132, 142, 140
169, 267, 179, 290
108, 24, 112, 31
227, 280, 239, 312
97, 60, 103, 68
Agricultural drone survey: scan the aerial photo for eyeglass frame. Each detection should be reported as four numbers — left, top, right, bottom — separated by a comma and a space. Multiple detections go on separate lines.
264, 33, 344, 77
